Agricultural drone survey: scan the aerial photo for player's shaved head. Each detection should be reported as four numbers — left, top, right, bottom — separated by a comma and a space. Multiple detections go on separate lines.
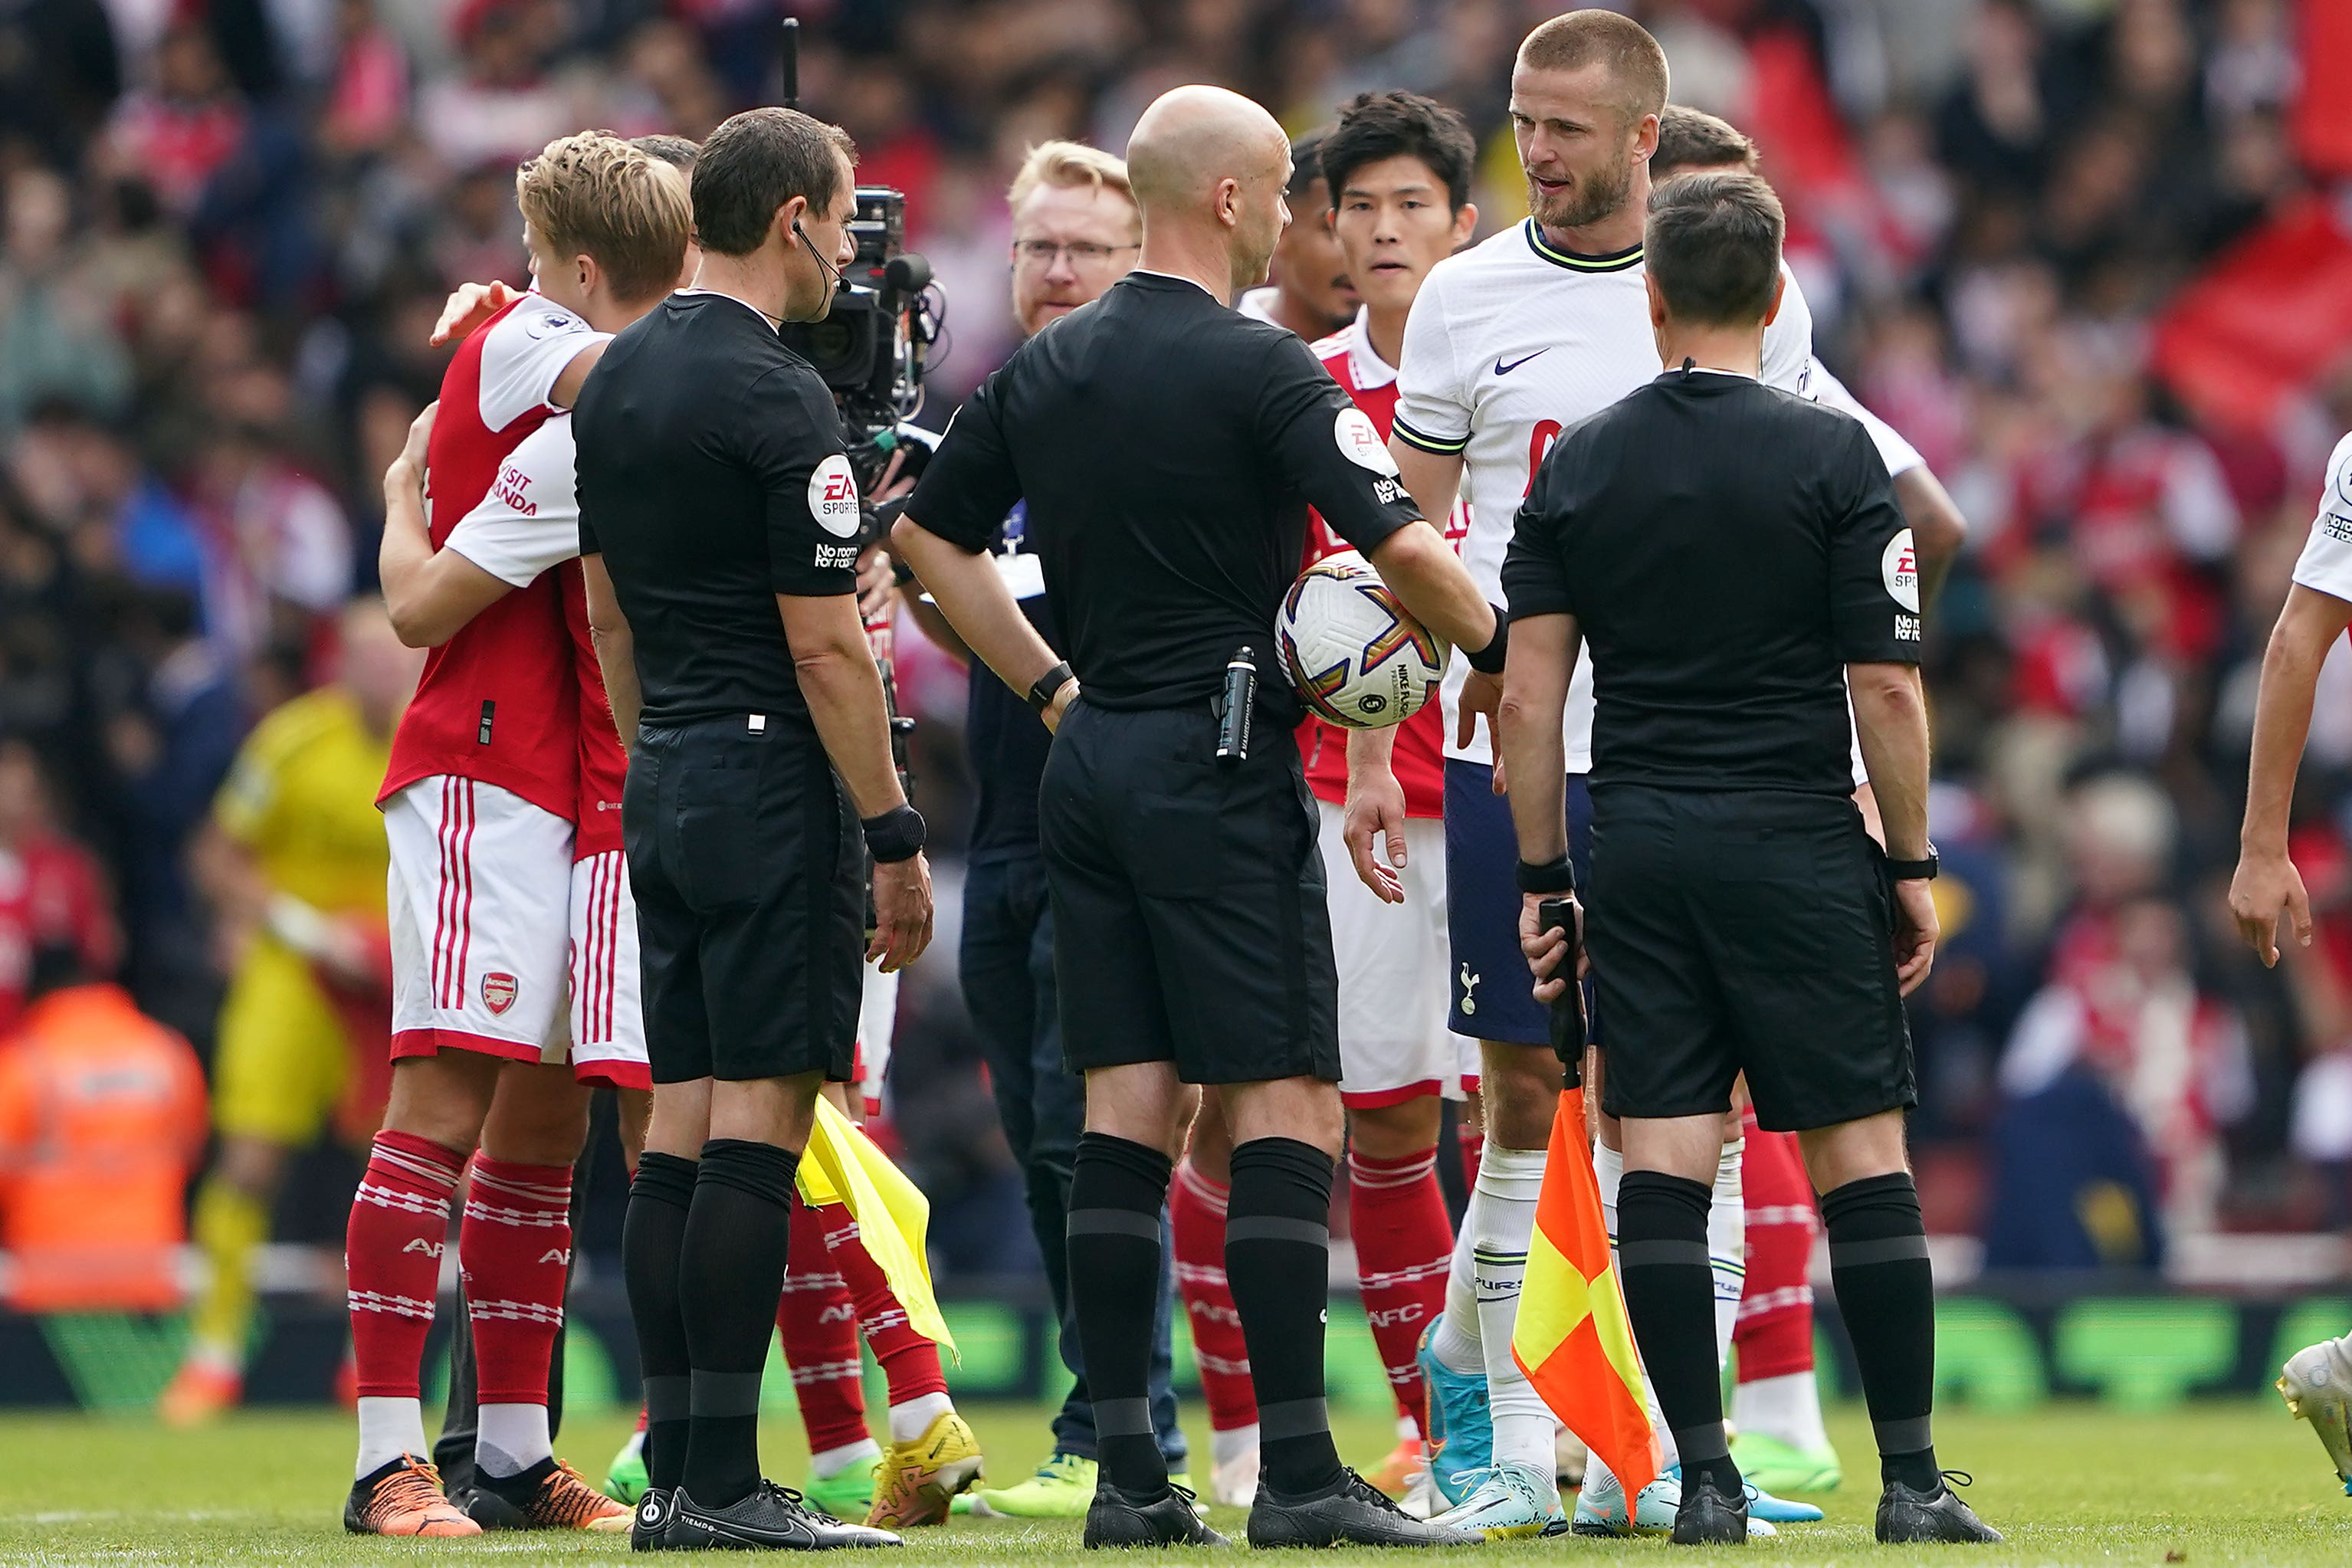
1126, 85, 1292, 297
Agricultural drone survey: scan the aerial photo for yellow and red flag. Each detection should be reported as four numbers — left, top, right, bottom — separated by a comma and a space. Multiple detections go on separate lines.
1510, 1087, 1659, 1501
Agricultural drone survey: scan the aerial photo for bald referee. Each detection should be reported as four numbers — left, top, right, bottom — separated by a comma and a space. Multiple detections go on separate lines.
1500, 172, 1997, 1547
894, 85, 1501, 1551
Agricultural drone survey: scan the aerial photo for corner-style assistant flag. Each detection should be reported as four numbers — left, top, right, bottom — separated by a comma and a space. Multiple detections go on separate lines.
1510, 1086, 1658, 1502
797, 1096, 957, 1360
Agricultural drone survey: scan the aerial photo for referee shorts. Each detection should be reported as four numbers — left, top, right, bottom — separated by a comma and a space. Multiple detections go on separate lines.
1040, 700, 1340, 1087
1586, 784, 1915, 1133
622, 714, 862, 1086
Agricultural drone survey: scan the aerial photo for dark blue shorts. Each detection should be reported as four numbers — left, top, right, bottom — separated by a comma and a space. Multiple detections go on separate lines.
1442, 760, 1594, 1048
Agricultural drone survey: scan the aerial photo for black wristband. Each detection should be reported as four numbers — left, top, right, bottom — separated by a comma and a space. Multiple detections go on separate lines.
1028, 661, 1074, 714
861, 803, 926, 863
1884, 851, 1939, 881
1515, 856, 1576, 895
891, 555, 917, 589
1465, 607, 1510, 676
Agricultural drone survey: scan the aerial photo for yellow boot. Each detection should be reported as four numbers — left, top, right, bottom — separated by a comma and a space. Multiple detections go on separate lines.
866, 1411, 983, 1528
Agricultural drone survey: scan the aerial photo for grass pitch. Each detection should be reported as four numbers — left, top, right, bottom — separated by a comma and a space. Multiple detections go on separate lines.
0, 1400, 2346, 1566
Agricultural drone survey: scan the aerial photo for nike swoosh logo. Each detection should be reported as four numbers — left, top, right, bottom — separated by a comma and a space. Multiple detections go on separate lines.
1494, 349, 1550, 376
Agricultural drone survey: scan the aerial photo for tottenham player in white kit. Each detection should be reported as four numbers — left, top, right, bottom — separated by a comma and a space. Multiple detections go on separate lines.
1349, 11, 1821, 1540
2231, 428, 2352, 1491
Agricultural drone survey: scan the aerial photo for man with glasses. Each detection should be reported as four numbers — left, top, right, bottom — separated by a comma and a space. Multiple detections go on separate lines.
901, 139, 1192, 1521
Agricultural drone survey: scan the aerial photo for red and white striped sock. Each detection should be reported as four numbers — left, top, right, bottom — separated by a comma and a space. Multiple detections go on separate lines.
1734, 1121, 1821, 1399
777, 1199, 871, 1459
1347, 1145, 1452, 1436
347, 1130, 465, 1475
1170, 1159, 1257, 1433
818, 1203, 953, 1443
461, 1156, 572, 1477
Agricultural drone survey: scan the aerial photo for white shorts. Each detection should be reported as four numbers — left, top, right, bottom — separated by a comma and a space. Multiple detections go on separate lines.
388, 776, 573, 1067
1316, 799, 1477, 1107
569, 849, 650, 1090
855, 959, 898, 1117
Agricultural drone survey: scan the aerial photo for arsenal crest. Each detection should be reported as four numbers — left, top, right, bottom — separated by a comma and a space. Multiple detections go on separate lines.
482, 972, 519, 1015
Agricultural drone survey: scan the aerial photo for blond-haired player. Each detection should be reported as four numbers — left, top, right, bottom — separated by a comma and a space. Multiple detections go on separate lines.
342, 131, 683, 1538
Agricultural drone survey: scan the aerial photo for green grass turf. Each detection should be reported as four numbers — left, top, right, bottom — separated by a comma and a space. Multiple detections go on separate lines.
0, 1399, 2346, 1564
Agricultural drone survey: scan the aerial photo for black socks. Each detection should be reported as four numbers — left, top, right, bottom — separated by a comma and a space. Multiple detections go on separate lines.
1225, 1137, 1344, 1498
680, 1140, 801, 1509
1616, 1170, 1741, 1501
1068, 1132, 1175, 1496
622, 1151, 697, 1494
1821, 1172, 1940, 1492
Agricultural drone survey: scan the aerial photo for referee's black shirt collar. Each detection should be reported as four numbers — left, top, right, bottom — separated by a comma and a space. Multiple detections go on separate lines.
1657, 362, 1760, 387
1124, 268, 1224, 302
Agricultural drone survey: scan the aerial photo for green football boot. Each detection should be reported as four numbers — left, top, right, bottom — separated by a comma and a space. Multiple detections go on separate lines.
1729, 1430, 1843, 1495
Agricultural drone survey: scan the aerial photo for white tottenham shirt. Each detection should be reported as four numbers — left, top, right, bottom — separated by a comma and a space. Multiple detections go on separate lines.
444, 411, 582, 586
1395, 219, 1818, 770
2293, 431, 2352, 603
1811, 359, 1923, 478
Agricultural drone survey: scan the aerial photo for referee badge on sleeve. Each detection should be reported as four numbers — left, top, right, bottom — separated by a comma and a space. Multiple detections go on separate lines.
1881, 528, 1920, 612
808, 454, 863, 539
1335, 407, 1400, 476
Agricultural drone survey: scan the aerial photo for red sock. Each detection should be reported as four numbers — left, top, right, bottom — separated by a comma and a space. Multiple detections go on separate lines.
818, 1204, 948, 1406
1735, 1120, 1818, 1383
461, 1157, 572, 1406
1171, 1160, 1256, 1431
346, 1130, 466, 1399
1458, 1128, 1482, 1195
1347, 1146, 1451, 1435
778, 1198, 870, 1454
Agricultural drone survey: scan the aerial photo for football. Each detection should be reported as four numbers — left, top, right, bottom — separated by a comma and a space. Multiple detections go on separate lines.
1275, 552, 1449, 730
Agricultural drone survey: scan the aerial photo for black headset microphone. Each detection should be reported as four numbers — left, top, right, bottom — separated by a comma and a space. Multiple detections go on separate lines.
792, 217, 932, 316
792, 218, 846, 289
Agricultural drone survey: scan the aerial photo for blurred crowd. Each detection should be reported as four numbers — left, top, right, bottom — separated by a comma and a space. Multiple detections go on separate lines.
0, 0, 2347, 1278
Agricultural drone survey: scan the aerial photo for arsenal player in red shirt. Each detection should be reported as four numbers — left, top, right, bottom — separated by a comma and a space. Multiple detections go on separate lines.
340, 133, 687, 1539
1169, 90, 1479, 1509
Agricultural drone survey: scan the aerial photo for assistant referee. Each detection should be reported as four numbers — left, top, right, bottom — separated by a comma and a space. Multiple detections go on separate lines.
1497, 172, 1996, 1549
894, 85, 1503, 1552
572, 107, 923, 1553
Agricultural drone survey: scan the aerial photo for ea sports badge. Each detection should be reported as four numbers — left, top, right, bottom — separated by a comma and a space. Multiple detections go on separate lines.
1881, 528, 1920, 613
808, 454, 863, 539
1334, 407, 1399, 476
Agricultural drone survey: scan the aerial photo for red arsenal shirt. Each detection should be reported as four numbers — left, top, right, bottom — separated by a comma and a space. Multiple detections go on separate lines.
379, 294, 604, 825
1301, 311, 1469, 818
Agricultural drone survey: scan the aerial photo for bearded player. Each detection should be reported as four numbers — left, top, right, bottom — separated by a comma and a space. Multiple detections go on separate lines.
340, 132, 681, 1537
1353, 11, 1821, 1537
1168, 89, 1477, 1512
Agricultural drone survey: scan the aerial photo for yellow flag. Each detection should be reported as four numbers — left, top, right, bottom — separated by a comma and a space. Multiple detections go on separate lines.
796, 1098, 956, 1360
1511, 1087, 1658, 1502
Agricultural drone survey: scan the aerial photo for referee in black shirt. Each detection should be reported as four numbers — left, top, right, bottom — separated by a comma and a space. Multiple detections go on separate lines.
894, 85, 1502, 1551
1499, 172, 1996, 1548
573, 107, 922, 1553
